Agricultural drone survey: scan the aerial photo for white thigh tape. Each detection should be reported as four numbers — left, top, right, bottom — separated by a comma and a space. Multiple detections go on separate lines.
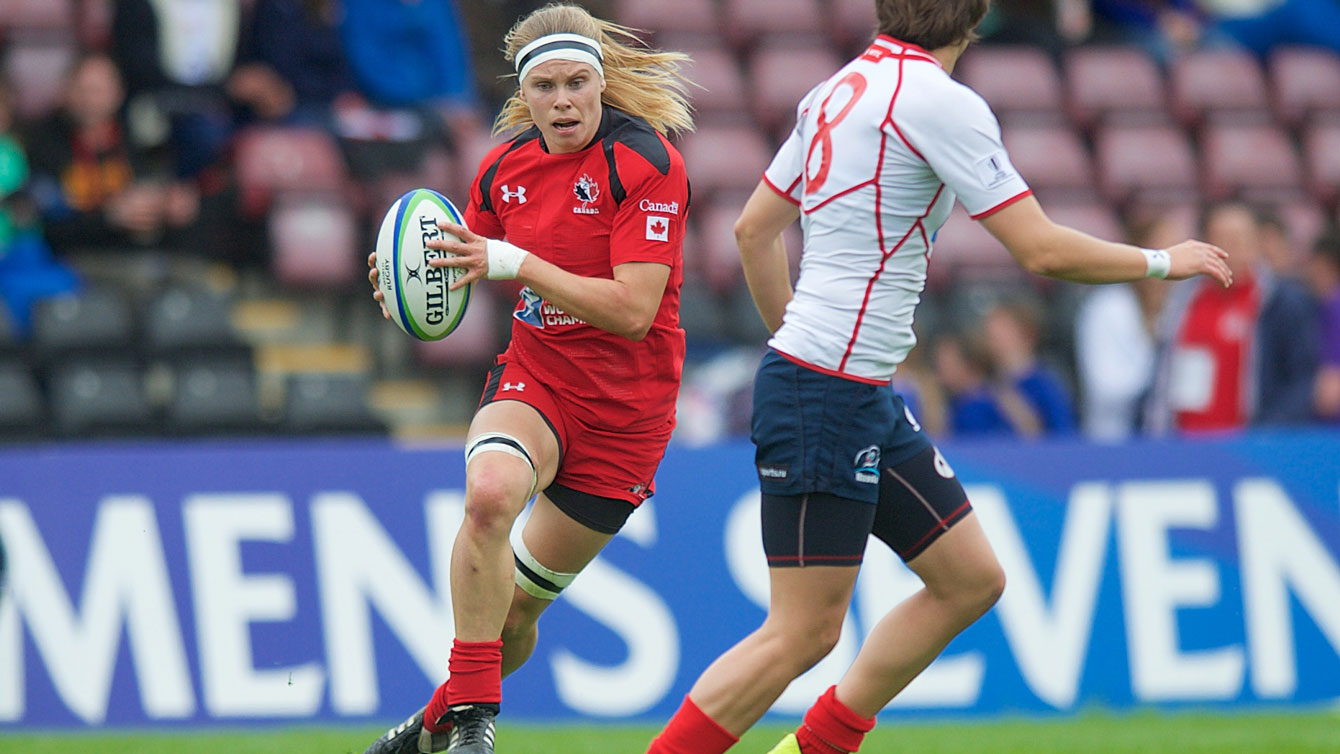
465, 431, 537, 498
513, 536, 577, 601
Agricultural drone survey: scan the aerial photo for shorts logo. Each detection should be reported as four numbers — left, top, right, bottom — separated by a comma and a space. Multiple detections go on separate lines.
854, 445, 880, 484
758, 465, 789, 480
646, 215, 670, 242
933, 448, 955, 479
573, 174, 600, 214
502, 382, 526, 392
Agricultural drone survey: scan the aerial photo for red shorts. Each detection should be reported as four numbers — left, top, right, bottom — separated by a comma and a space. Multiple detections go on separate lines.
478, 360, 673, 508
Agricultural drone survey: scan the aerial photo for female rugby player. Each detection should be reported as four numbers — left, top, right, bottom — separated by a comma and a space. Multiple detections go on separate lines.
363, 4, 693, 753
647, 1, 1231, 753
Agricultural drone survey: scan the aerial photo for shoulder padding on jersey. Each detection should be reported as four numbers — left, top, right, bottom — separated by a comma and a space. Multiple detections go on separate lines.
478, 127, 541, 214
600, 110, 673, 206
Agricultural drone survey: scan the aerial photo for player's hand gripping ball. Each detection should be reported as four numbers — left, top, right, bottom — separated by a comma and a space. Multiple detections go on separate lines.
375, 188, 472, 340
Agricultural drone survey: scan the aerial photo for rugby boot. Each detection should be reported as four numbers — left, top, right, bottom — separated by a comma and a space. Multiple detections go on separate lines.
363, 707, 450, 754
445, 703, 498, 754
764, 733, 803, 754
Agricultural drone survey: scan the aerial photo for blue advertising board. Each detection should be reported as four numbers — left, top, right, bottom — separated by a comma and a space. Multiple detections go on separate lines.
1, 432, 1338, 727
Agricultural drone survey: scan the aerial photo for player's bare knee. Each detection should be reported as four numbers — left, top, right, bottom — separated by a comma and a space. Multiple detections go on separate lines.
463, 471, 524, 538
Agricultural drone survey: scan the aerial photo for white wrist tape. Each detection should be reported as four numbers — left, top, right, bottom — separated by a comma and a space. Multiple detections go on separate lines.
485, 239, 530, 280
1142, 248, 1171, 279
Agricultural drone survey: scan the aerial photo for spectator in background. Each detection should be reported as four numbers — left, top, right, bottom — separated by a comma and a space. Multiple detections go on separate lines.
1074, 213, 1177, 441
0, 78, 79, 335
1255, 207, 1299, 280
1147, 201, 1319, 434
982, 298, 1077, 434
979, 0, 1096, 55
111, 0, 246, 180
335, 0, 485, 181
231, 0, 359, 126
933, 331, 1041, 438
26, 54, 200, 255
1089, 1, 1205, 61
1308, 231, 1340, 422
1199, 0, 1340, 57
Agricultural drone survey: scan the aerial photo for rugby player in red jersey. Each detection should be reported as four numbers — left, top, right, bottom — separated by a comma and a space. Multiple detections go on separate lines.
362, 4, 693, 753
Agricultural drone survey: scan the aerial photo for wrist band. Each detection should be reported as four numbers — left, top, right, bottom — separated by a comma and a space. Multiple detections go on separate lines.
1142, 248, 1171, 279
485, 239, 530, 280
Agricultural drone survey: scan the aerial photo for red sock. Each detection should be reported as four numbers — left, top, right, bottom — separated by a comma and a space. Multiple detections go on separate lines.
423, 680, 452, 734
796, 686, 876, 753
444, 638, 503, 707
646, 695, 738, 754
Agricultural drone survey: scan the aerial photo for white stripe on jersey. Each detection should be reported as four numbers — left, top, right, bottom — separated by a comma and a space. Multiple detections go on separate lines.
764, 36, 1032, 382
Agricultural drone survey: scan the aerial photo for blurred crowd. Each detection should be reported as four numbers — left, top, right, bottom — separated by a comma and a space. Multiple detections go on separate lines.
2, 0, 1339, 443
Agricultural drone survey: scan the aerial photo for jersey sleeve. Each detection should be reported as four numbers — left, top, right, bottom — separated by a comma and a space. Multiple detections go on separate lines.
463, 147, 506, 239
608, 140, 690, 268
762, 85, 822, 205
896, 84, 1031, 220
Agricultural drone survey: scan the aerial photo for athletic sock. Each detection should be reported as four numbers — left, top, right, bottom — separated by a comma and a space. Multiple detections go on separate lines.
443, 638, 504, 709
646, 695, 738, 754
796, 686, 876, 753
423, 679, 452, 734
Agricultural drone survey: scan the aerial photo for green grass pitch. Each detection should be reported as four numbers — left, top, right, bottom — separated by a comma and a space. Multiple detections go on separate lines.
2, 710, 1337, 753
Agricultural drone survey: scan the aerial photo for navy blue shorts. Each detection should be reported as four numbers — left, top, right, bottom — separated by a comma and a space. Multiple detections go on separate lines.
751, 350, 931, 504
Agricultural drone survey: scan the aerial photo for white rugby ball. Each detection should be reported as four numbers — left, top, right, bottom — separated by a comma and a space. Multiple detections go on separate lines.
375, 188, 472, 341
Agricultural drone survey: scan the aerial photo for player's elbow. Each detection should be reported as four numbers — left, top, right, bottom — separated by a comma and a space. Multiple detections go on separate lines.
1014, 243, 1064, 278
616, 311, 655, 341
734, 215, 775, 256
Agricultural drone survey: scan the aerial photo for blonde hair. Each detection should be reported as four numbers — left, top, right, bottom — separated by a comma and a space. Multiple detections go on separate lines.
495, 3, 695, 137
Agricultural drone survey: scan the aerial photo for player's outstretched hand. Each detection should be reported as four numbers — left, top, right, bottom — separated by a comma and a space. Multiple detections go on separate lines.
1166, 240, 1232, 288
366, 251, 391, 320
427, 221, 490, 290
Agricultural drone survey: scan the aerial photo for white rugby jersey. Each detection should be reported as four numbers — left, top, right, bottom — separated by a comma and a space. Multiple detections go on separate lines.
763, 35, 1031, 383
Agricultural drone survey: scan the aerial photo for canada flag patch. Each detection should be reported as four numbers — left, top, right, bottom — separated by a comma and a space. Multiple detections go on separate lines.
645, 215, 670, 242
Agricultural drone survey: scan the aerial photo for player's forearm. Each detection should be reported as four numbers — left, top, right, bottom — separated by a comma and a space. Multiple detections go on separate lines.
738, 233, 792, 333
1016, 223, 1152, 284
516, 255, 659, 340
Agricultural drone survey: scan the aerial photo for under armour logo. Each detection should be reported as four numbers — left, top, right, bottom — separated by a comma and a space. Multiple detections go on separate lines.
502, 382, 526, 391
500, 185, 527, 204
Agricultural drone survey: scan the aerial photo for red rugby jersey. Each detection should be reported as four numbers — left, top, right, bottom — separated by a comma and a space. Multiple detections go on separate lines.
464, 108, 689, 432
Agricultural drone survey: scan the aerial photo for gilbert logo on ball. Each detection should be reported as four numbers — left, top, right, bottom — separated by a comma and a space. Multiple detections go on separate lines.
376, 188, 472, 341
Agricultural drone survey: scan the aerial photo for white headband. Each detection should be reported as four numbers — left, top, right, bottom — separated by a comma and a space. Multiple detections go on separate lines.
515, 32, 604, 84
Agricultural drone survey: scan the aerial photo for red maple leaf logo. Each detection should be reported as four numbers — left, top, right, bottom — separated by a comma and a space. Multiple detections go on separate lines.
651, 219, 667, 234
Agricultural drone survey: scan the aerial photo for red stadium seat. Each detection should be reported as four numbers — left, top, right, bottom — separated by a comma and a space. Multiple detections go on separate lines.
1001, 124, 1095, 200
927, 206, 1023, 290
690, 190, 802, 293
1065, 46, 1167, 129
615, 0, 720, 38
415, 285, 501, 368
678, 123, 775, 197
1200, 123, 1303, 202
234, 127, 348, 217
269, 196, 360, 289
1272, 198, 1327, 256
957, 46, 1065, 125
0, 0, 74, 35
723, 0, 825, 49
678, 46, 749, 118
76, 0, 112, 49
1169, 50, 1270, 126
829, 0, 878, 50
748, 39, 844, 132
1270, 46, 1340, 127
1303, 121, 1340, 205
2, 39, 75, 120
1093, 124, 1199, 205
1046, 201, 1123, 242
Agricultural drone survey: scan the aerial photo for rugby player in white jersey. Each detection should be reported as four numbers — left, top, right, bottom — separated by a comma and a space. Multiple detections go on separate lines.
646, 2, 1233, 753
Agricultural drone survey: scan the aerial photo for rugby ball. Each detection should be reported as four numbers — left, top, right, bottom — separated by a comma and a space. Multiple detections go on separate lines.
375, 188, 472, 341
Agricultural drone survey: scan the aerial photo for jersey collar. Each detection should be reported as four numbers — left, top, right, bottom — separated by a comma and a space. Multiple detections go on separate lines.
872, 35, 943, 68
